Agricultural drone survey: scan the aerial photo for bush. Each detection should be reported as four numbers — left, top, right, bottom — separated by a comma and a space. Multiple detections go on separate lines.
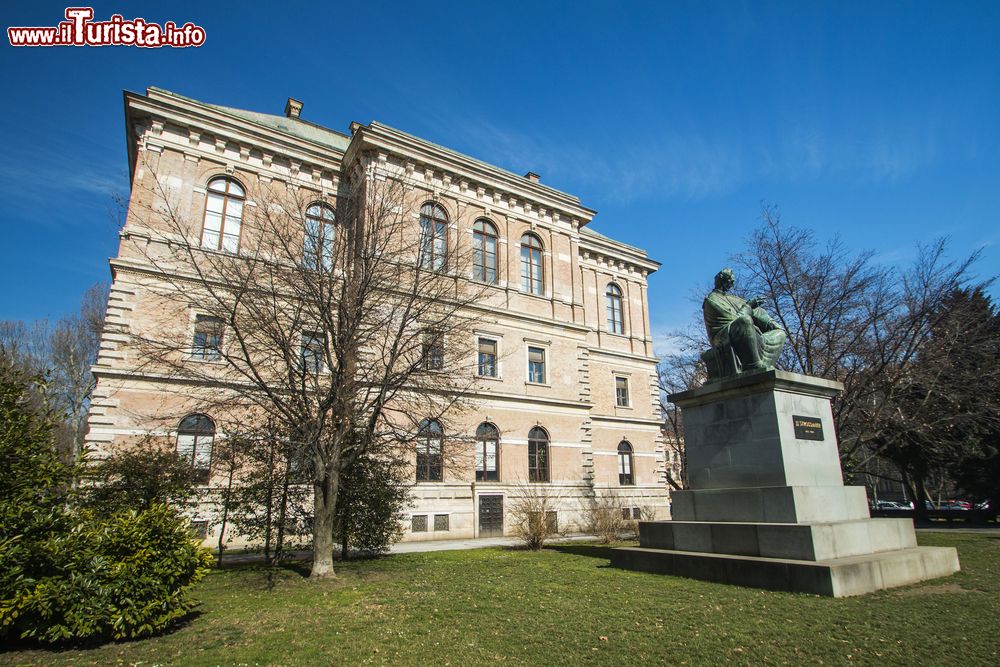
1, 504, 213, 643
0, 364, 212, 644
80, 446, 201, 516
336, 450, 410, 557
508, 483, 560, 550
588, 494, 633, 544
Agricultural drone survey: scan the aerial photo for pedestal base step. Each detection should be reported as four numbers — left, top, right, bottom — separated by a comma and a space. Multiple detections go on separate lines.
610, 545, 960, 597
640, 517, 915, 561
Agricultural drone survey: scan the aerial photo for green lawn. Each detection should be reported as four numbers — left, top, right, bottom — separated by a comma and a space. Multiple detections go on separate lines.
3, 532, 999, 666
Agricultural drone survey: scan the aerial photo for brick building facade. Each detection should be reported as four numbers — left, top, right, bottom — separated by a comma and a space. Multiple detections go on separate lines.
86, 87, 673, 544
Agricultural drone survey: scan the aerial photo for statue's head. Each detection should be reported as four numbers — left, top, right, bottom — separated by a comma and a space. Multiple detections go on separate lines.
714, 268, 735, 291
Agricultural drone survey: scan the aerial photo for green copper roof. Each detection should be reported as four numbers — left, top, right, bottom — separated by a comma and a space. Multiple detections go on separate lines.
149, 87, 351, 153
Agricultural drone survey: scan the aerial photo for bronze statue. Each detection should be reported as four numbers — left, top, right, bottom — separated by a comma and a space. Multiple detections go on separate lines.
701, 268, 786, 380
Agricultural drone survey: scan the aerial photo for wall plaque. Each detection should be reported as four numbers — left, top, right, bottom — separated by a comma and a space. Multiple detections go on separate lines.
792, 415, 824, 441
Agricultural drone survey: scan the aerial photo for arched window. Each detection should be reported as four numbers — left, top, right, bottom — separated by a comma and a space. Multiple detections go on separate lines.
177, 414, 215, 484
202, 177, 245, 253
419, 202, 448, 270
528, 426, 549, 482
304, 202, 335, 270
416, 418, 443, 482
475, 422, 500, 481
520, 233, 544, 295
618, 440, 634, 486
606, 283, 625, 334
472, 220, 499, 284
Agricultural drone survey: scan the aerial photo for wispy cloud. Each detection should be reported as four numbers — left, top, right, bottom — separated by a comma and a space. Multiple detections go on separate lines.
0, 153, 125, 228
402, 92, 944, 204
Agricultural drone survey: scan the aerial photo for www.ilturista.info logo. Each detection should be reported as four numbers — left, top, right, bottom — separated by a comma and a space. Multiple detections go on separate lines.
7, 7, 206, 48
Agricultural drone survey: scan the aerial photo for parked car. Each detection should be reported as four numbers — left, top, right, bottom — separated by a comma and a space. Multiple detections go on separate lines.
874, 500, 908, 510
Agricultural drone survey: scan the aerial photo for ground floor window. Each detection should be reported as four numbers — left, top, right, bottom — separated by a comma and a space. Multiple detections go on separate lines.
475, 422, 500, 481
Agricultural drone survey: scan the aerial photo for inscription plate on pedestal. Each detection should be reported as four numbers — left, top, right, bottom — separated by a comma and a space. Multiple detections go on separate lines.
793, 415, 824, 440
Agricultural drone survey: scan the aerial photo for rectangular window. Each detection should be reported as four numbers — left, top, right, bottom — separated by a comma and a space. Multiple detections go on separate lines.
633, 507, 642, 520
301, 332, 324, 373
527, 346, 546, 384
189, 520, 209, 540
622, 507, 632, 520
411, 515, 428, 532
192, 315, 223, 361
615, 376, 630, 407
434, 514, 450, 531
422, 331, 444, 371
478, 337, 497, 377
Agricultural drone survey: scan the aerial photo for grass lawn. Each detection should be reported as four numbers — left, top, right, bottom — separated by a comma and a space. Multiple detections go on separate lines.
3, 532, 998, 666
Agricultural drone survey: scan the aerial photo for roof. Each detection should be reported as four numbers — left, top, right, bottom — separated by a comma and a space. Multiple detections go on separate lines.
580, 226, 644, 254
147, 87, 351, 153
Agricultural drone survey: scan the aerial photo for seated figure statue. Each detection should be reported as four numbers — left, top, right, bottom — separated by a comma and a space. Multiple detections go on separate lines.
701, 268, 787, 380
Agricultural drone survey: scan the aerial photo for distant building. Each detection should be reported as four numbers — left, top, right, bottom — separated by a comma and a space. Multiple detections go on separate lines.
86, 87, 670, 544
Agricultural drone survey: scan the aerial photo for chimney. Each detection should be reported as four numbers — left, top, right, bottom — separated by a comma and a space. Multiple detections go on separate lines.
284, 97, 303, 119
524, 171, 540, 183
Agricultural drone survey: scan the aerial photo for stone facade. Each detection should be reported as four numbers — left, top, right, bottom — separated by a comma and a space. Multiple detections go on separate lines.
86, 87, 673, 545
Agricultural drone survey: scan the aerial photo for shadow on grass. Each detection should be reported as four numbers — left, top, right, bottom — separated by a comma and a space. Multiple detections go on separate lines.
546, 543, 620, 561
0, 610, 204, 654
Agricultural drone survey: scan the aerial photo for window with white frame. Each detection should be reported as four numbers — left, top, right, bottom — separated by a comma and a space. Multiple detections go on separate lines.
615, 376, 630, 407
304, 202, 336, 270
520, 233, 544, 295
300, 331, 324, 373
202, 177, 245, 253
473, 219, 499, 284
478, 337, 498, 378
528, 426, 550, 482
192, 315, 223, 361
176, 414, 215, 484
606, 283, 625, 333
475, 422, 500, 482
419, 202, 448, 270
422, 330, 444, 371
416, 418, 444, 482
527, 346, 546, 384
618, 440, 634, 486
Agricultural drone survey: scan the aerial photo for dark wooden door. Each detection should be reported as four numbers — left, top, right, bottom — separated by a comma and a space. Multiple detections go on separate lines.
479, 494, 504, 537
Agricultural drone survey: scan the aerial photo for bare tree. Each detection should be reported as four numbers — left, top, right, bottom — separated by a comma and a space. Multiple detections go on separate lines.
657, 352, 701, 490
731, 207, 985, 474
50, 283, 108, 459
507, 480, 561, 550
120, 157, 487, 578
1, 283, 107, 461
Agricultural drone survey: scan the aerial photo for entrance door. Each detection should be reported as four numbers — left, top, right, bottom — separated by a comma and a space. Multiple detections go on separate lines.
478, 494, 504, 537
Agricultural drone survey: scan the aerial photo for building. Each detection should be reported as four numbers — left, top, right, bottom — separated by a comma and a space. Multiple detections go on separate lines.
85, 87, 671, 544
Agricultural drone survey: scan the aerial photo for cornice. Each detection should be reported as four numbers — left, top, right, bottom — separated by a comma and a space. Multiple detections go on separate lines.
347, 122, 597, 228
124, 89, 346, 186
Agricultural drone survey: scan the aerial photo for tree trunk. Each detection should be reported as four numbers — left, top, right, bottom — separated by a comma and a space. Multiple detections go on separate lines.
263, 442, 275, 565
216, 462, 236, 566
914, 474, 930, 524
275, 471, 290, 562
310, 468, 339, 579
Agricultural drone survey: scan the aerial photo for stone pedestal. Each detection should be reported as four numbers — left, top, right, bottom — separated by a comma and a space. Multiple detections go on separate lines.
611, 370, 959, 597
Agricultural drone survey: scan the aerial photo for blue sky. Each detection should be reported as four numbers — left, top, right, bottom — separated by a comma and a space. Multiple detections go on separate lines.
1, 1, 998, 352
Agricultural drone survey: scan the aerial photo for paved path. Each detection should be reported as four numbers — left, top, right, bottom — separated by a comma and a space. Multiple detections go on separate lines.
219, 534, 600, 566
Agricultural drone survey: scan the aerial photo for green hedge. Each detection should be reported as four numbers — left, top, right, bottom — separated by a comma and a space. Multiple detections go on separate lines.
1, 504, 213, 643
